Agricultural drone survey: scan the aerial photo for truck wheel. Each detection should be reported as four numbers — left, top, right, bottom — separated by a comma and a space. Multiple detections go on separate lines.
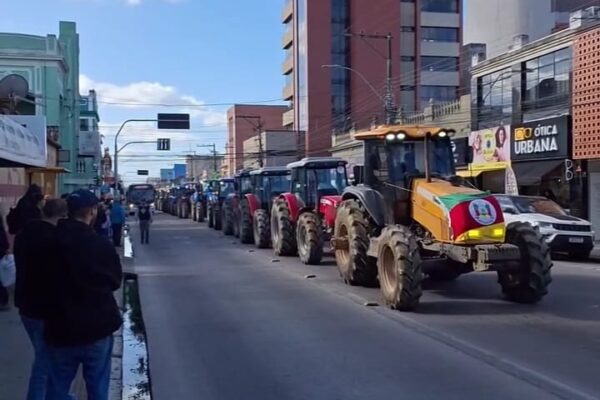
271, 198, 297, 256
198, 204, 205, 223
297, 212, 323, 265
253, 209, 270, 248
223, 203, 234, 235
334, 199, 378, 287
499, 222, 552, 303
377, 226, 423, 311
240, 199, 254, 244
214, 208, 222, 231
208, 206, 214, 228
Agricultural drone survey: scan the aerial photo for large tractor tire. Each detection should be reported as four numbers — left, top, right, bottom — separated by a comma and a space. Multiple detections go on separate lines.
498, 222, 552, 303
377, 226, 423, 311
182, 203, 189, 219
223, 203, 234, 236
334, 199, 378, 287
208, 206, 214, 228
253, 209, 271, 248
214, 208, 222, 231
240, 199, 254, 244
271, 198, 297, 256
297, 212, 323, 265
197, 203, 205, 223
233, 209, 240, 238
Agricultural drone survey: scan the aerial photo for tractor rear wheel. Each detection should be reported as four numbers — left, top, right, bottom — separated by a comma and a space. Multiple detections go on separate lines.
208, 206, 214, 228
377, 226, 423, 311
334, 199, 378, 287
253, 209, 270, 248
223, 203, 234, 235
499, 222, 552, 303
271, 198, 297, 256
297, 212, 323, 265
214, 207, 222, 231
240, 199, 254, 244
192, 205, 197, 221
197, 204, 205, 223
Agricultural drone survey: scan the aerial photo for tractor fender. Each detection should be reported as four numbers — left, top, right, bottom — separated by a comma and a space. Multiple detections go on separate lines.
245, 193, 261, 216
277, 193, 301, 223
341, 186, 387, 228
319, 195, 342, 228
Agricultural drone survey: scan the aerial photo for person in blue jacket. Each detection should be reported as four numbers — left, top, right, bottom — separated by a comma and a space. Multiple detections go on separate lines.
109, 199, 126, 247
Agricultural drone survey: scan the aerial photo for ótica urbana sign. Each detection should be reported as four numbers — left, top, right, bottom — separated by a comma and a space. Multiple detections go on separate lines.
511, 116, 569, 161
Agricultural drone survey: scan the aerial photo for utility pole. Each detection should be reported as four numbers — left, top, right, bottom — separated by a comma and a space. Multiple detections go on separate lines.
345, 31, 395, 124
197, 143, 218, 175
235, 115, 264, 168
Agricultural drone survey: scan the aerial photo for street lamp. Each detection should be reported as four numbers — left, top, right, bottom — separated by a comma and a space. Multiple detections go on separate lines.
321, 64, 385, 105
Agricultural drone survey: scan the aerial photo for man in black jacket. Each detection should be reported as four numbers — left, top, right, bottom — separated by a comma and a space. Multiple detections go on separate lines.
0, 212, 9, 310
45, 190, 122, 400
14, 199, 67, 399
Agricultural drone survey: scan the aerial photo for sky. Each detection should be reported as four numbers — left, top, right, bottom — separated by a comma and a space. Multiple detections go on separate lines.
5, 0, 287, 184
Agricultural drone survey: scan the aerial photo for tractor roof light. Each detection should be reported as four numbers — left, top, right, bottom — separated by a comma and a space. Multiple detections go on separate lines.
396, 132, 406, 140
385, 133, 396, 141
438, 130, 448, 138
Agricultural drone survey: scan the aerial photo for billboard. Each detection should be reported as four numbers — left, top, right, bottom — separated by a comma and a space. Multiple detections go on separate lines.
0, 115, 47, 167
468, 125, 511, 171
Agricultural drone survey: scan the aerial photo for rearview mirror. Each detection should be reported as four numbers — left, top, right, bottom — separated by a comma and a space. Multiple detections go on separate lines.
353, 165, 364, 185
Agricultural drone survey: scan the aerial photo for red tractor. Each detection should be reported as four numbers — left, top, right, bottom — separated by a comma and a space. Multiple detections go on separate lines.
271, 157, 348, 265
222, 170, 253, 237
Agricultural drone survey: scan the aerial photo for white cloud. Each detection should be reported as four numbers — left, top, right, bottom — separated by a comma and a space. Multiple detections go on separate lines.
126, 0, 141, 5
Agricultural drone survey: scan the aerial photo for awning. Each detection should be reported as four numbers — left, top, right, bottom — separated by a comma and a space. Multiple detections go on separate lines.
0, 115, 47, 167
26, 167, 71, 174
456, 170, 483, 178
511, 160, 563, 186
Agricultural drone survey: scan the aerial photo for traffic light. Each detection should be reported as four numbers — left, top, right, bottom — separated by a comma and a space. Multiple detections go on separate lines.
157, 138, 170, 151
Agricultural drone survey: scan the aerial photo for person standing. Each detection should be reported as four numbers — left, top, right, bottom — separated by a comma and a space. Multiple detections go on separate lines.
137, 200, 152, 244
0, 211, 10, 311
109, 199, 125, 247
14, 199, 67, 399
45, 190, 122, 400
6, 184, 44, 235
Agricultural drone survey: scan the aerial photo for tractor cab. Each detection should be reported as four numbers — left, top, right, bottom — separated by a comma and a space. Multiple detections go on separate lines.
215, 177, 235, 200
287, 157, 348, 210
233, 170, 253, 198
249, 166, 291, 211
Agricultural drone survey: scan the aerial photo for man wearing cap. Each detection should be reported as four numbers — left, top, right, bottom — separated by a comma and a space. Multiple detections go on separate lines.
44, 190, 122, 400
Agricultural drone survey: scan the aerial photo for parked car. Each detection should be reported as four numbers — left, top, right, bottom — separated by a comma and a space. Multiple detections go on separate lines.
495, 194, 594, 260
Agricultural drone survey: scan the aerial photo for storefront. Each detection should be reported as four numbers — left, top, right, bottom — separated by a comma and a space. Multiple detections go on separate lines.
509, 116, 586, 217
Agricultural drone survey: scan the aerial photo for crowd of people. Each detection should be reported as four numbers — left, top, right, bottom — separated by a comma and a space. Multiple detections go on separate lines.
0, 184, 129, 400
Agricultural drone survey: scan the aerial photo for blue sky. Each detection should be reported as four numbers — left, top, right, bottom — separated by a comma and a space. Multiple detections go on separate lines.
6, 0, 287, 183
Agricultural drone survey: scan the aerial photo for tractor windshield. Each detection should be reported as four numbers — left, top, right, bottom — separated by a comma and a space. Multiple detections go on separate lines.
308, 167, 347, 196
381, 139, 454, 184
240, 176, 253, 195
220, 181, 234, 197
264, 175, 291, 197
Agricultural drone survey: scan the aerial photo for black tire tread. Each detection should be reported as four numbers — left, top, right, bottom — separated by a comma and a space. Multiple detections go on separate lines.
254, 209, 271, 248
297, 212, 323, 265
223, 203, 234, 235
240, 199, 254, 244
271, 199, 296, 256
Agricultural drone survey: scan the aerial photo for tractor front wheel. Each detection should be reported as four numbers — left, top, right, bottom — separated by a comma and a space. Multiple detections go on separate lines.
271, 198, 297, 256
214, 207, 222, 231
197, 204, 205, 223
208, 206, 214, 228
334, 199, 378, 287
377, 226, 423, 311
297, 212, 323, 265
253, 209, 270, 248
240, 199, 254, 244
223, 203, 234, 235
498, 222, 552, 303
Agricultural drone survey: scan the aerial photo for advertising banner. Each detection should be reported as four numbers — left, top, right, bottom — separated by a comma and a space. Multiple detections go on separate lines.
468, 125, 511, 171
511, 116, 569, 161
0, 115, 47, 168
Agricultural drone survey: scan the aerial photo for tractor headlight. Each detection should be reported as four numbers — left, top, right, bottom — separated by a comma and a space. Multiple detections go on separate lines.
438, 130, 448, 138
492, 227, 505, 238
396, 133, 406, 140
466, 229, 482, 239
385, 133, 396, 141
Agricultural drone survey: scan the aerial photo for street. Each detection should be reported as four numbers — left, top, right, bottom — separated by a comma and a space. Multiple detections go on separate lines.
130, 213, 600, 400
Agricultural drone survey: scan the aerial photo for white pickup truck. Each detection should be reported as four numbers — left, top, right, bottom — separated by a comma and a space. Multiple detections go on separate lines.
495, 195, 595, 260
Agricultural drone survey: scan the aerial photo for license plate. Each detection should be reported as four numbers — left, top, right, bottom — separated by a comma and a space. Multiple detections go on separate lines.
569, 237, 584, 243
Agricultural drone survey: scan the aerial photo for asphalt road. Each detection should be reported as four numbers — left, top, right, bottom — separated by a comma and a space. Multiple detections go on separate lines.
131, 214, 600, 400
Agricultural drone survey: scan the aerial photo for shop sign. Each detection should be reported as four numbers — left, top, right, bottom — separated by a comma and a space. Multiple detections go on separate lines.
0, 115, 47, 168
511, 116, 569, 161
468, 125, 511, 171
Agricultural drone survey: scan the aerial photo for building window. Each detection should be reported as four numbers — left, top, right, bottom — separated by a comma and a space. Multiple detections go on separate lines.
331, 0, 350, 133
80, 118, 89, 132
523, 47, 571, 112
476, 67, 513, 129
401, 26, 415, 32
421, 86, 458, 108
421, 56, 458, 72
421, 27, 459, 42
421, 0, 458, 13
401, 56, 415, 62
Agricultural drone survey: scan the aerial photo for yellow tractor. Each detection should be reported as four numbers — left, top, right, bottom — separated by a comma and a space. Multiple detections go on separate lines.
332, 125, 552, 311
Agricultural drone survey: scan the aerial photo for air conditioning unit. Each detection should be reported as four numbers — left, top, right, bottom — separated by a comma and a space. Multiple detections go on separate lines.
570, 6, 600, 29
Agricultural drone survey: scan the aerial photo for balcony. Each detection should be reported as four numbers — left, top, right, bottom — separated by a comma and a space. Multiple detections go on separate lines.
282, 108, 294, 127
282, 54, 293, 74
282, 0, 293, 23
282, 82, 294, 101
282, 28, 293, 49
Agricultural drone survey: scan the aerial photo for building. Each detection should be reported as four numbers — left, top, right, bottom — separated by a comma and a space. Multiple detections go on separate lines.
160, 168, 175, 183
0, 21, 87, 206
283, 0, 462, 156
464, 0, 598, 58
78, 90, 102, 187
468, 13, 600, 228
226, 104, 288, 173
242, 130, 304, 169
173, 164, 186, 180
186, 154, 223, 181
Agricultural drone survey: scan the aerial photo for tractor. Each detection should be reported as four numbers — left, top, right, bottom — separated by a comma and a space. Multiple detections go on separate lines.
207, 177, 234, 231
271, 157, 348, 265
176, 184, 195, 219
191, 183, 207, 223
331, 125, 552, 311
222, 170, 253, 237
